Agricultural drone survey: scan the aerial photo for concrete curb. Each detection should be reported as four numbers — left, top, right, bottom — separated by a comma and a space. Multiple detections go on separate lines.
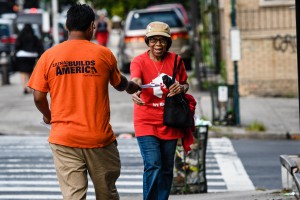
1, 126, 300, 141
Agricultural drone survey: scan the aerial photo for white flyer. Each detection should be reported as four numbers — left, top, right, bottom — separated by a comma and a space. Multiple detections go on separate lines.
140, 83, 161, 89
40, 121, 51, 130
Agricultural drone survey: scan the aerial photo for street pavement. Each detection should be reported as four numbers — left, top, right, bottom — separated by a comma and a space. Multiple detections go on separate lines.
0, 135, 295, 200
0, 72, 299, 199
1, 72, 299, 138
0, 135, 255, 199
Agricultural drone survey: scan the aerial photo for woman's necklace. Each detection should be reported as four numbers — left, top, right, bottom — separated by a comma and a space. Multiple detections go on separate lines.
152, 59, 165, 76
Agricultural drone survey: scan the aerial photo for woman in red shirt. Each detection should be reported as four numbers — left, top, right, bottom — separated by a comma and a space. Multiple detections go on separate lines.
130, 21, 189, 200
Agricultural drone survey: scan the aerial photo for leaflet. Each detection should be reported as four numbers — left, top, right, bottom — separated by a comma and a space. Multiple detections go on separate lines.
140, 83, 161, 89
40, 121, 51, 130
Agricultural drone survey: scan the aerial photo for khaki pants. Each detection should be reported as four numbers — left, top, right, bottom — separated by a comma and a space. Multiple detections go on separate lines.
50, 141, 120, 200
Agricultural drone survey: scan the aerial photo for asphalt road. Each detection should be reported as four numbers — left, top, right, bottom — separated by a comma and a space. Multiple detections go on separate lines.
231, 138, 300, 190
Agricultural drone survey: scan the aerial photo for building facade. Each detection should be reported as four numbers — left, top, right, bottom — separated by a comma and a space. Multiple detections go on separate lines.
219, 0, 297, 96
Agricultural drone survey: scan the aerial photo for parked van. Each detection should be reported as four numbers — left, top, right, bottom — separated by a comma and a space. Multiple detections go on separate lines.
15, 8, 52, 49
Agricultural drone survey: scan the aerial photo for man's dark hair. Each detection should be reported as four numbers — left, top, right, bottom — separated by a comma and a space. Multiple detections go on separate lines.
66, 3, 95, 32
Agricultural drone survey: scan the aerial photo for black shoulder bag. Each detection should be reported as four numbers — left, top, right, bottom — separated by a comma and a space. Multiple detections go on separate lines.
163, 55, 194, 128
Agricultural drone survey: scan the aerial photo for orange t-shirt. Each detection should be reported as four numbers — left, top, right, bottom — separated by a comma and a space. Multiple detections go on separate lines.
28, 40, 121, 148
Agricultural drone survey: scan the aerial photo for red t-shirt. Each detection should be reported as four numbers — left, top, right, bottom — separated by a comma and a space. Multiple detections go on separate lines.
28, 40, 121, 148
130, 51, 188, 139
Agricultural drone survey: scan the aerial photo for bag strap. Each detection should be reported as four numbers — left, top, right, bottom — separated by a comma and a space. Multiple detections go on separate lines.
171, 54, 182, 84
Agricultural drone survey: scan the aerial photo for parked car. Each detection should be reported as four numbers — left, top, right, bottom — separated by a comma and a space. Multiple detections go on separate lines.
15, 8, 52, 49
0, 18, 17, 55
118, 8, 192, 73
147, 3, 190, 25
0, 18, 17, 72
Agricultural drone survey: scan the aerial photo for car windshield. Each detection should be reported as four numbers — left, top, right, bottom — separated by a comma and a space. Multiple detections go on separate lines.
16, 13, 43, 24
0, 24, 9, 37
129, 11, 183, 30
16, 24, 42, 39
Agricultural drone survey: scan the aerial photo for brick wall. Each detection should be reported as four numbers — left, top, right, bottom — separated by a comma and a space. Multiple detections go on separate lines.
219, 0, 298, 96
239, 33, 297, 96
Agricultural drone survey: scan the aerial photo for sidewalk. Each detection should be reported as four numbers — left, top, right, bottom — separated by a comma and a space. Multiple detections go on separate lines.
120, 190, 296, 200
190, 84, 300, 140
1, 72, 299, 137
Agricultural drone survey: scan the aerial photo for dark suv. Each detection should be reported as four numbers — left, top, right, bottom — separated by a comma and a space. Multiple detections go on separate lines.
118, 8, 192, 73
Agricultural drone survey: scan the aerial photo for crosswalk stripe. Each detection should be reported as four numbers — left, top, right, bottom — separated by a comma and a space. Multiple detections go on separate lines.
0, 195, 87, 200
0, 136, 253, 198
0, 174, 57, 179
0, 187, 62, 192
0, 168, 144, 173
0, 174, 143, 179
209, 137, 255, 191
0, 194, 99, 200
0, 164, 54, 167
206, 169, 223, 173
206, 175, 223, 179
0, 181, 143, 186
0, 169, 56, 173
117, 188, 143, 193
207, 182, 227, 186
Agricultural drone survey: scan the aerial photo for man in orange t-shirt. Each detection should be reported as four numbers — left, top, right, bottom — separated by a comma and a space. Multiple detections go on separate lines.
27, 4, 140, 200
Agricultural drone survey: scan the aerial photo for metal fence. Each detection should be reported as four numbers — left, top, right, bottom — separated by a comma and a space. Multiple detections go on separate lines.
237, 7, 296, 31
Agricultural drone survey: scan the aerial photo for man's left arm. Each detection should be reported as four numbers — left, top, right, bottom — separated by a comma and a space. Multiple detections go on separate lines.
33, 90, 51, 124
114, 75, 141, 94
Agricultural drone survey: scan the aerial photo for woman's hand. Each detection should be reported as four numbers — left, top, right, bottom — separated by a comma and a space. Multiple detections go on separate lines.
132, 91, 145, 105
131, 77, 144, 105
167, 82, 185, 97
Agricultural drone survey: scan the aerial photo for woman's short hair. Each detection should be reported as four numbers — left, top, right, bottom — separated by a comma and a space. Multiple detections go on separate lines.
66, 3, 95, 32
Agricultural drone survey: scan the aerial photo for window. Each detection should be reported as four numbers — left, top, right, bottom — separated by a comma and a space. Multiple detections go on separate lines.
259, 0, 295, 7
0, 24, 9, 37
129, 11, 183, 30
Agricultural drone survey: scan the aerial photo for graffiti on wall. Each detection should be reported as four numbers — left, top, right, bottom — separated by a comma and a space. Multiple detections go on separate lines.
273, 35, 297, 53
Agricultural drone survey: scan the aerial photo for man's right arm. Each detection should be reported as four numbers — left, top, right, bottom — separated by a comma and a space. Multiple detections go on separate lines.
33, 90, 51, 124
114, 75, 141, 94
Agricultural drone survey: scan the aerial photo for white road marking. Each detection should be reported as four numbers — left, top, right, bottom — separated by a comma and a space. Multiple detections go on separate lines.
0, 136, 253, 199
209, 137, 255, 191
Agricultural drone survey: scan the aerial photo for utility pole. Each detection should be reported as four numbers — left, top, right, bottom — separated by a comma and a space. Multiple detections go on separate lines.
51, 0, 59, 45
295, 0, 300, 129
231, 0, 241, 125
191, 0, 202, 90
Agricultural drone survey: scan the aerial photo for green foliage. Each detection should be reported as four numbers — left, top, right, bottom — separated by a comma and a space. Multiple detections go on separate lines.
246, 121, 266, 132
200, 80, 210, 90
201, 37, 212, 66
109, 2, 125, 18
86, 0, 191, 19
198, 0, 219, 69
220, 60, 227, 83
